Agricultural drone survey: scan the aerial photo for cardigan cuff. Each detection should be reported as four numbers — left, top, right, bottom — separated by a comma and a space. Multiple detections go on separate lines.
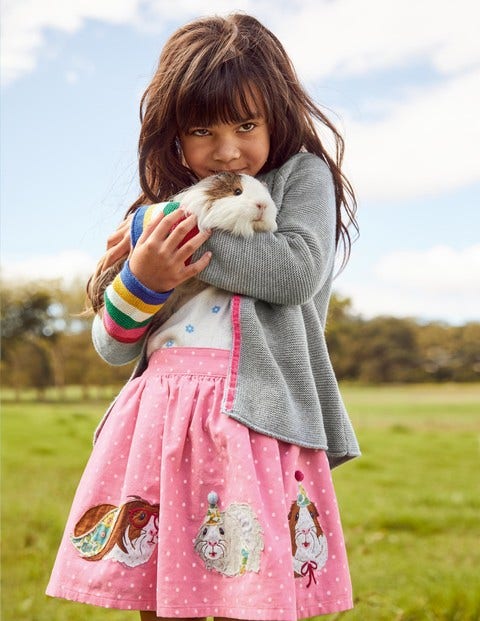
102, 261, 173, 342
119, 261, 173, 305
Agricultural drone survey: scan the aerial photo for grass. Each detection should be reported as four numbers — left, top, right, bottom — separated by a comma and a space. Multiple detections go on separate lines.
1, 383, 480, 621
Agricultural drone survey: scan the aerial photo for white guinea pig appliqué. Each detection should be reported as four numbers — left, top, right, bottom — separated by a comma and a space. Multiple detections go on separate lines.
194, 494, 264, 577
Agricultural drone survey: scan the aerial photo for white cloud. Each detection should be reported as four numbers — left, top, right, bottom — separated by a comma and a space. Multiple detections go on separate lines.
276, 0, 479, 80
3, 0, 479, 86
343, 68, 480, 200
338, 281, 479, 325
375, 245, 480, 294
338, 244, 480, 323
143, 0, 259, 21
2, 0, 479, 204
0, 0, 265, 84
65, 70, 79, 85
0, 251, 96, 285
1, 0, 142, 85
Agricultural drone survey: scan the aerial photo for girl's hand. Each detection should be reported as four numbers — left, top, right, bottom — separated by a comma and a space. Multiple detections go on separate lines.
97, 215, 133, 273
129, 209, 212, 292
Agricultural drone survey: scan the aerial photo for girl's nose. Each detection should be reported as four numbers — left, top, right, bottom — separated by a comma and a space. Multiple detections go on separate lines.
213, 139, 240, 163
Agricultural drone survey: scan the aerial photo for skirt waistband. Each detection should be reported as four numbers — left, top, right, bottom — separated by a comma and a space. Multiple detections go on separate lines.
147, 347, 230, 377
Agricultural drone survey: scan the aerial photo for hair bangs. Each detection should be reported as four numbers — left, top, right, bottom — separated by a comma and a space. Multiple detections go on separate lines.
176, 67, 266, 131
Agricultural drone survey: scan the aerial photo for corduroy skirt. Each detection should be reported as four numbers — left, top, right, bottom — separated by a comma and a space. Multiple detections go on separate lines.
47, 347, 353, 620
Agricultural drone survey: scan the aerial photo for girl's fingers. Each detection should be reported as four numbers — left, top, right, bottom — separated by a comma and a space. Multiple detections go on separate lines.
158, 212, 200, 248
175, 226, 212, 263
102, 235, 131, 268
143, 211, 210, 256
140, 208, 187, 242
106, 215, 132, 249
128, 208, 212, 291
101, 215, 133, 269
181, 251, 212, 279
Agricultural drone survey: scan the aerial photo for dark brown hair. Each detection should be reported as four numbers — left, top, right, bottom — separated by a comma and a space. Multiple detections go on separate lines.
87, 13, 357, 309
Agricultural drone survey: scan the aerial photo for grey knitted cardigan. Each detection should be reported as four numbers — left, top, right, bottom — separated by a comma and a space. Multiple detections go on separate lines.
92, 152, 360, 468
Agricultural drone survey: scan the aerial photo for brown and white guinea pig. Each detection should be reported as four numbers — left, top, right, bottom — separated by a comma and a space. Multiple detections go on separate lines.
145, 171, 277, 237
88, 172, 277, 313
147, 172, 278, 320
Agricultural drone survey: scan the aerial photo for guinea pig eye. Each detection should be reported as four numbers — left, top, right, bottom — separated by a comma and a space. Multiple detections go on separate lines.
219, 527, 225, 535
233, 188, 243, 196
129, 510, 148, 528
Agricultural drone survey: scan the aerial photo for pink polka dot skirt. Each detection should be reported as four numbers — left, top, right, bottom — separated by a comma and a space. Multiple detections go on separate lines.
46, 348, 353, 619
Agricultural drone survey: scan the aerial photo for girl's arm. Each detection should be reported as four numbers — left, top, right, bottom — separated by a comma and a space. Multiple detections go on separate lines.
92, 313, 145, 365
194, 154, 337, 306
92, 210, 212, 365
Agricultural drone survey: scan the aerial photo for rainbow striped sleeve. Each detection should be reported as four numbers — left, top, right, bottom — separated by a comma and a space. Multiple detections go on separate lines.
131, 201, 181, 246
103, 261, 173, 343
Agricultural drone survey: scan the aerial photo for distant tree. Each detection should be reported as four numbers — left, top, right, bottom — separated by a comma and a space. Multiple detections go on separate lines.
326, 294, 364, 379
455, 323, 480, 381
1, 284, 60, 395
416, 321, 457, 381
2, 282, 478, 391
355, 316, 422, 383
60, 330, 132, 395
417, 321, 480, 382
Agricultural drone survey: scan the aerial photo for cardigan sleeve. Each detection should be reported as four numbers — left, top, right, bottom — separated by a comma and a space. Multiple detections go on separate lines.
92, 261, 173, 365
92, 313, 145, 365
102, 261, 172, 343
192, 153, 337, 306
91, 205, 180, 365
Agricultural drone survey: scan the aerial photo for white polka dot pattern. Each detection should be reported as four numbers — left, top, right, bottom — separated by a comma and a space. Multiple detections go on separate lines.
46, 348, 353, 619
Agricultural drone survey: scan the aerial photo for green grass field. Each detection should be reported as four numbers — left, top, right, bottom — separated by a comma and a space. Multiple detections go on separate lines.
2, 384, 479, 621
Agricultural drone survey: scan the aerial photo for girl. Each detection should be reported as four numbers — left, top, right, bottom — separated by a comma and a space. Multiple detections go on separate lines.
47, 13, 360, 621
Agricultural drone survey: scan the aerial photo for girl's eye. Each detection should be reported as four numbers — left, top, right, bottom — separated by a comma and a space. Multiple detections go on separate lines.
239, 122, 255, 132
191, 128, 210, 137
233, 188, 243, 196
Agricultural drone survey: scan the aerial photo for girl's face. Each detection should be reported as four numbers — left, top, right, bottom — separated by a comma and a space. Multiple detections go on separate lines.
179, 110, 270, 180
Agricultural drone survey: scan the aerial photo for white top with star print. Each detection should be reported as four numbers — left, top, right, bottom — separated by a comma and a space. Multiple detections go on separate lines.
146, 286, 232, 357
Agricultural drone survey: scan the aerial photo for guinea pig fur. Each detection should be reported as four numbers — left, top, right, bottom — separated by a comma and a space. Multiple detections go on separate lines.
147, 172, 277, 324
89, 173, 277, 316
175, 172, 277, 236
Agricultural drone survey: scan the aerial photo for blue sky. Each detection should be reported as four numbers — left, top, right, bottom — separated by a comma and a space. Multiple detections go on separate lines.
1, 0, 479, 324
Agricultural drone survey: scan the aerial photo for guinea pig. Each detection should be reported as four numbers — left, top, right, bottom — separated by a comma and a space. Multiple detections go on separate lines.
132, 171, 277, 243
174, 171, 277, 236
87, 172, 277, 315
144, 172, 277, 322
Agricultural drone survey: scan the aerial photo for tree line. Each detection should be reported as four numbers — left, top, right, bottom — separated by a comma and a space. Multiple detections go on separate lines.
1, 279, 479, 397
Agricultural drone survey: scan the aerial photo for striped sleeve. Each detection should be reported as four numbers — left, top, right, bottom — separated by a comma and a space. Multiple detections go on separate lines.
131, 201, 181, 246
103, 261, 173, 343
